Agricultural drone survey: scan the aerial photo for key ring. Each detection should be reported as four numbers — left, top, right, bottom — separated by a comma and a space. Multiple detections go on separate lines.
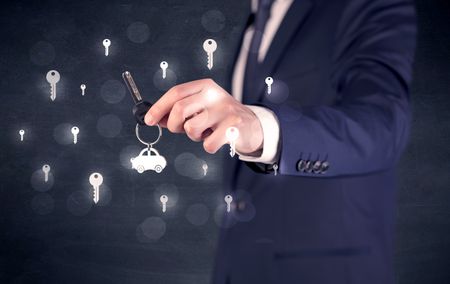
135, 123, 162, 149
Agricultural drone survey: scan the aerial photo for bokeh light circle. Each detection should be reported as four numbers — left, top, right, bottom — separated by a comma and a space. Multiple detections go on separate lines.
30, 169, 54, 192
66, 190, 92, 216
97, 114, 123, 138
234, 201, 256, 222
266, 79, 290, 104
127, 22, 150, 43
186, 203, 210, 226
137, 217, 166, 242
174, 152, 205, 180
201, 10, 226, 33
119, 145, 142, 169
100, 80, 126, 104
53, 123, 74, 145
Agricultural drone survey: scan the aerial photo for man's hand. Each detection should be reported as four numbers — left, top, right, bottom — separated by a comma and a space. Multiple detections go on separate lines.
144, 79, 263, 155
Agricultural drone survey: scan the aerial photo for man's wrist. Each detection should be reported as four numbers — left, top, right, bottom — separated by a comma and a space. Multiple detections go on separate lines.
236, 105, 281, 164
239, 148, 263, 157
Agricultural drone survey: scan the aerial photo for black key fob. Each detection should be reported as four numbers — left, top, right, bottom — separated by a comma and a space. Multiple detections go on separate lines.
122, 71, 153, 125
132, 101, 152, 125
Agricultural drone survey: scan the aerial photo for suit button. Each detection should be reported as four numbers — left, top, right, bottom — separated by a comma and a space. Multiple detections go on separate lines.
296, 159, 306, 172
305, 160, 313, 172
312, 160, 322, 174
320, 161, 329, 174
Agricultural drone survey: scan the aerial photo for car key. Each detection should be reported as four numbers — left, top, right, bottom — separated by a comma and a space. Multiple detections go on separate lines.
122, 71, 153, 125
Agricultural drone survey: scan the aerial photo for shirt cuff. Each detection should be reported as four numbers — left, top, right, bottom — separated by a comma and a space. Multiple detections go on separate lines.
237, 105, 281, 164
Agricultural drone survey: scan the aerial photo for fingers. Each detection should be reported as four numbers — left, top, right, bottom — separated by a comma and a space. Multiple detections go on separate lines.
145, 79, 210, 126
166, 94, 207, 133
184, 110, 218, 142
158, 115, 169, 128
203, 123, 231, 154
141, 78, 237, 155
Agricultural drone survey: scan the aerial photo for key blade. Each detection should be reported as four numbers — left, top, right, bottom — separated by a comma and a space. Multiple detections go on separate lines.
122, 71, 142, 104
51, 83, 56, 100
93, 187, 99, 204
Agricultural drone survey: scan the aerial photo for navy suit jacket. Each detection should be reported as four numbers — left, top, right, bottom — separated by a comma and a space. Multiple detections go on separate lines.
213, 0, 416, 284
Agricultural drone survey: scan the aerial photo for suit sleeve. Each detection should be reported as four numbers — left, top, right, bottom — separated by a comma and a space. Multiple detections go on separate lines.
257, 0, 417, 177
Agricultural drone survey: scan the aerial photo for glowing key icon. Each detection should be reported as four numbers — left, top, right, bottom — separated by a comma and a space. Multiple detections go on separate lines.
103, 39, 111, 56
224, 195, 233, 213
89, 173, 103, 204
42, 164, 50, 183
71, 126, 79, 144
225, 127, 239, 157
19, 129, 25, 141
160, 195, 168, 213
203, 39, 217, 70
160, 61, 168, 79
265, 77, 273, 94
202, 163, 208, 176
80, 84, 86, 96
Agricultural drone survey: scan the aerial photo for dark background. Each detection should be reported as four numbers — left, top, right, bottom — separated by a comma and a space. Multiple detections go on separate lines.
0, 0, 449, 283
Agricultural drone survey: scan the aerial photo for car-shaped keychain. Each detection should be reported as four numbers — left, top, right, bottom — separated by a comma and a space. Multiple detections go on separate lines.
130, 147, 167, 173
122, 71, 168, 174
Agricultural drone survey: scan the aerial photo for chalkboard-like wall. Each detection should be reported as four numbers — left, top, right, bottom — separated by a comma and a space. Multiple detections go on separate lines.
0, 1, 449, 283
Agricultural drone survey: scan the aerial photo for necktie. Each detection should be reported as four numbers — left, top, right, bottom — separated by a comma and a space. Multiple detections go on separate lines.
242, 0, 275, 104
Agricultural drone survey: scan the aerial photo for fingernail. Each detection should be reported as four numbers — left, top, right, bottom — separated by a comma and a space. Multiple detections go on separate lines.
145, 114, 154, 125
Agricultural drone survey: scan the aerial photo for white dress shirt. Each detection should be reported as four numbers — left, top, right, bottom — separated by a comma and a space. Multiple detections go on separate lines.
233, 0, 294, 164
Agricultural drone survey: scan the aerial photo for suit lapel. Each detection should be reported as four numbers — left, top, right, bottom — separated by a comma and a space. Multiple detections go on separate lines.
254, 0, 314, 102
230, 1, 314, 192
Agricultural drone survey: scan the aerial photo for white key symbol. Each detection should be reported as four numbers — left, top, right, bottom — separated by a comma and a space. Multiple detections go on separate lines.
160, 61, 168, 79
202, 163, 208, 176
224, 195, 233, 213
46, 70, 60, 101
160, 195, 168, 213
103, 39, 111, 56
225, 127, 239, 157
203, 39, 217, 70
273, 163, 278, 176
80, 84, 86, 96
265, 77, 273, 94
89, 173, 103, 204
19, 129, 25, 141
42, 164, 51, 182
71, 126, 79, 144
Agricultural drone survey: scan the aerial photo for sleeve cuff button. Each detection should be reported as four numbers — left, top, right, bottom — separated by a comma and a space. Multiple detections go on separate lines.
320, 161, 329, 174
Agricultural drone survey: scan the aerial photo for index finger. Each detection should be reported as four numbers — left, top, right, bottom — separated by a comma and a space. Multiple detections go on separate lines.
145, 79, 207, 125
